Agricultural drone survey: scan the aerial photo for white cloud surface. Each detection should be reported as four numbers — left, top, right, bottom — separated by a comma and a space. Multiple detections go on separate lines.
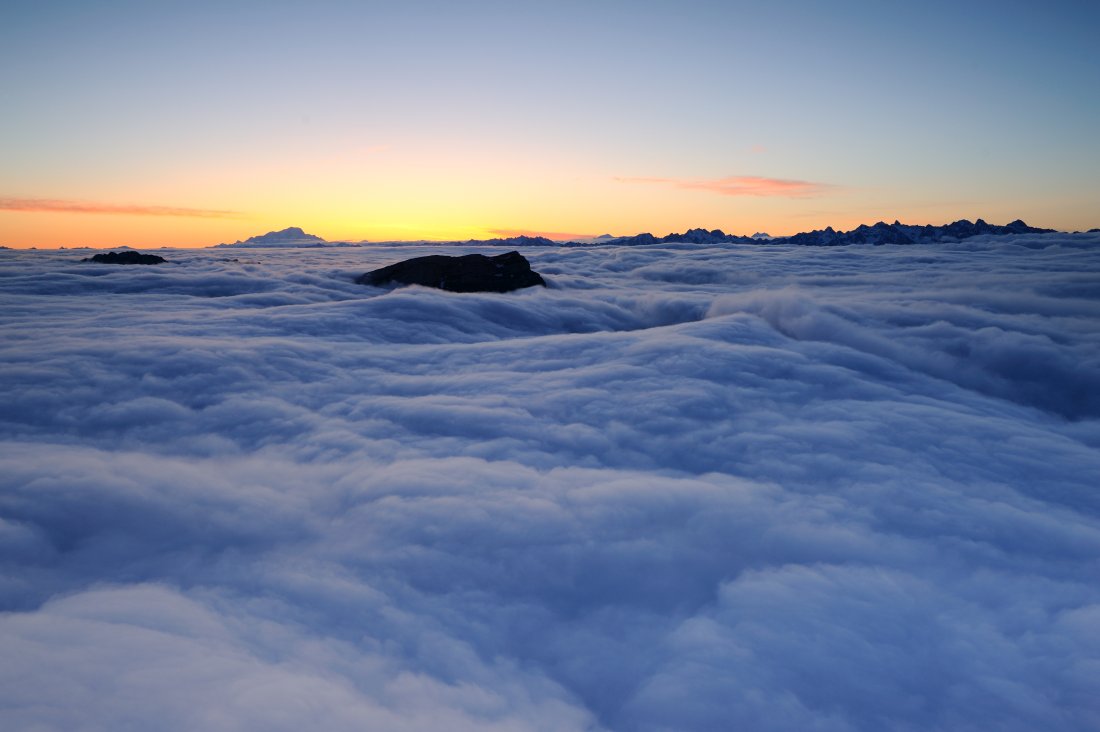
2, 235, 1099, 730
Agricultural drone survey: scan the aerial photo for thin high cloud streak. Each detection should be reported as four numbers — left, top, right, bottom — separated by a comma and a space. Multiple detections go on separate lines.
2, 234, 1100, 731
617, 174, 831, 197
0, 197, 240, 218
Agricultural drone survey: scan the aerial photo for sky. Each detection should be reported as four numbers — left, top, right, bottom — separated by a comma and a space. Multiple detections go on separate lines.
2, 0, 1099, 247
2, 234, 1099, 729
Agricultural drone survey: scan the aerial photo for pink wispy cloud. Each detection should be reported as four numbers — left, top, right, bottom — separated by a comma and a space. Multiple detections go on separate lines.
0, 197, 241, 218
616, 175, 831, 198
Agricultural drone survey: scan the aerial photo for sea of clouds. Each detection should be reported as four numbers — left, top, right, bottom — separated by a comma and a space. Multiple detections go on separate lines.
2, 234, 1099, 731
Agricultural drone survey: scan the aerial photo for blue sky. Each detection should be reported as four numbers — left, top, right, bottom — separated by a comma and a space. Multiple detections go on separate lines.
2, 0, 1098, 245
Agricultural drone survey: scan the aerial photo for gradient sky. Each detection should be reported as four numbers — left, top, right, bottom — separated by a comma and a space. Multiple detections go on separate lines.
2, 0, 1098, 248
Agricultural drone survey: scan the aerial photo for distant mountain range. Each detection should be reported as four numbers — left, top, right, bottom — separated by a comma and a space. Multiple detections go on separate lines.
779, 218, 1054, 246
217, 219, 1063, 249
215, 227, 352, 248
607, 219, 1055, 247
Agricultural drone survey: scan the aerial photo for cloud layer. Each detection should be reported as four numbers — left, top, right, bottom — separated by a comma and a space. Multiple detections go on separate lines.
2, 234, 1099, 731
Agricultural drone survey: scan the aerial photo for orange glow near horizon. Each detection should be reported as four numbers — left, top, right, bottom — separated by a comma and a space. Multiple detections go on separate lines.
2, 100, 1092, 249
1, 204, 1082, 249
0, 163, 1087, 249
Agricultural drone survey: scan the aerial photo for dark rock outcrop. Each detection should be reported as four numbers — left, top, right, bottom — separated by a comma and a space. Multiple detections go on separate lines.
357, 251, 545, 293
82, 251, 166, 265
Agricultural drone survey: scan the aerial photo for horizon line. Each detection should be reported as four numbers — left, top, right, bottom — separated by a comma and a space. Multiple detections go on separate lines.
6, 217, 1091, 251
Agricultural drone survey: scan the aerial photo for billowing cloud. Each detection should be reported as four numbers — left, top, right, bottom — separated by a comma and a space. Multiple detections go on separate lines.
2, 233, 1099, 731
617, 174, 831, 197
0, 197, 241, 218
